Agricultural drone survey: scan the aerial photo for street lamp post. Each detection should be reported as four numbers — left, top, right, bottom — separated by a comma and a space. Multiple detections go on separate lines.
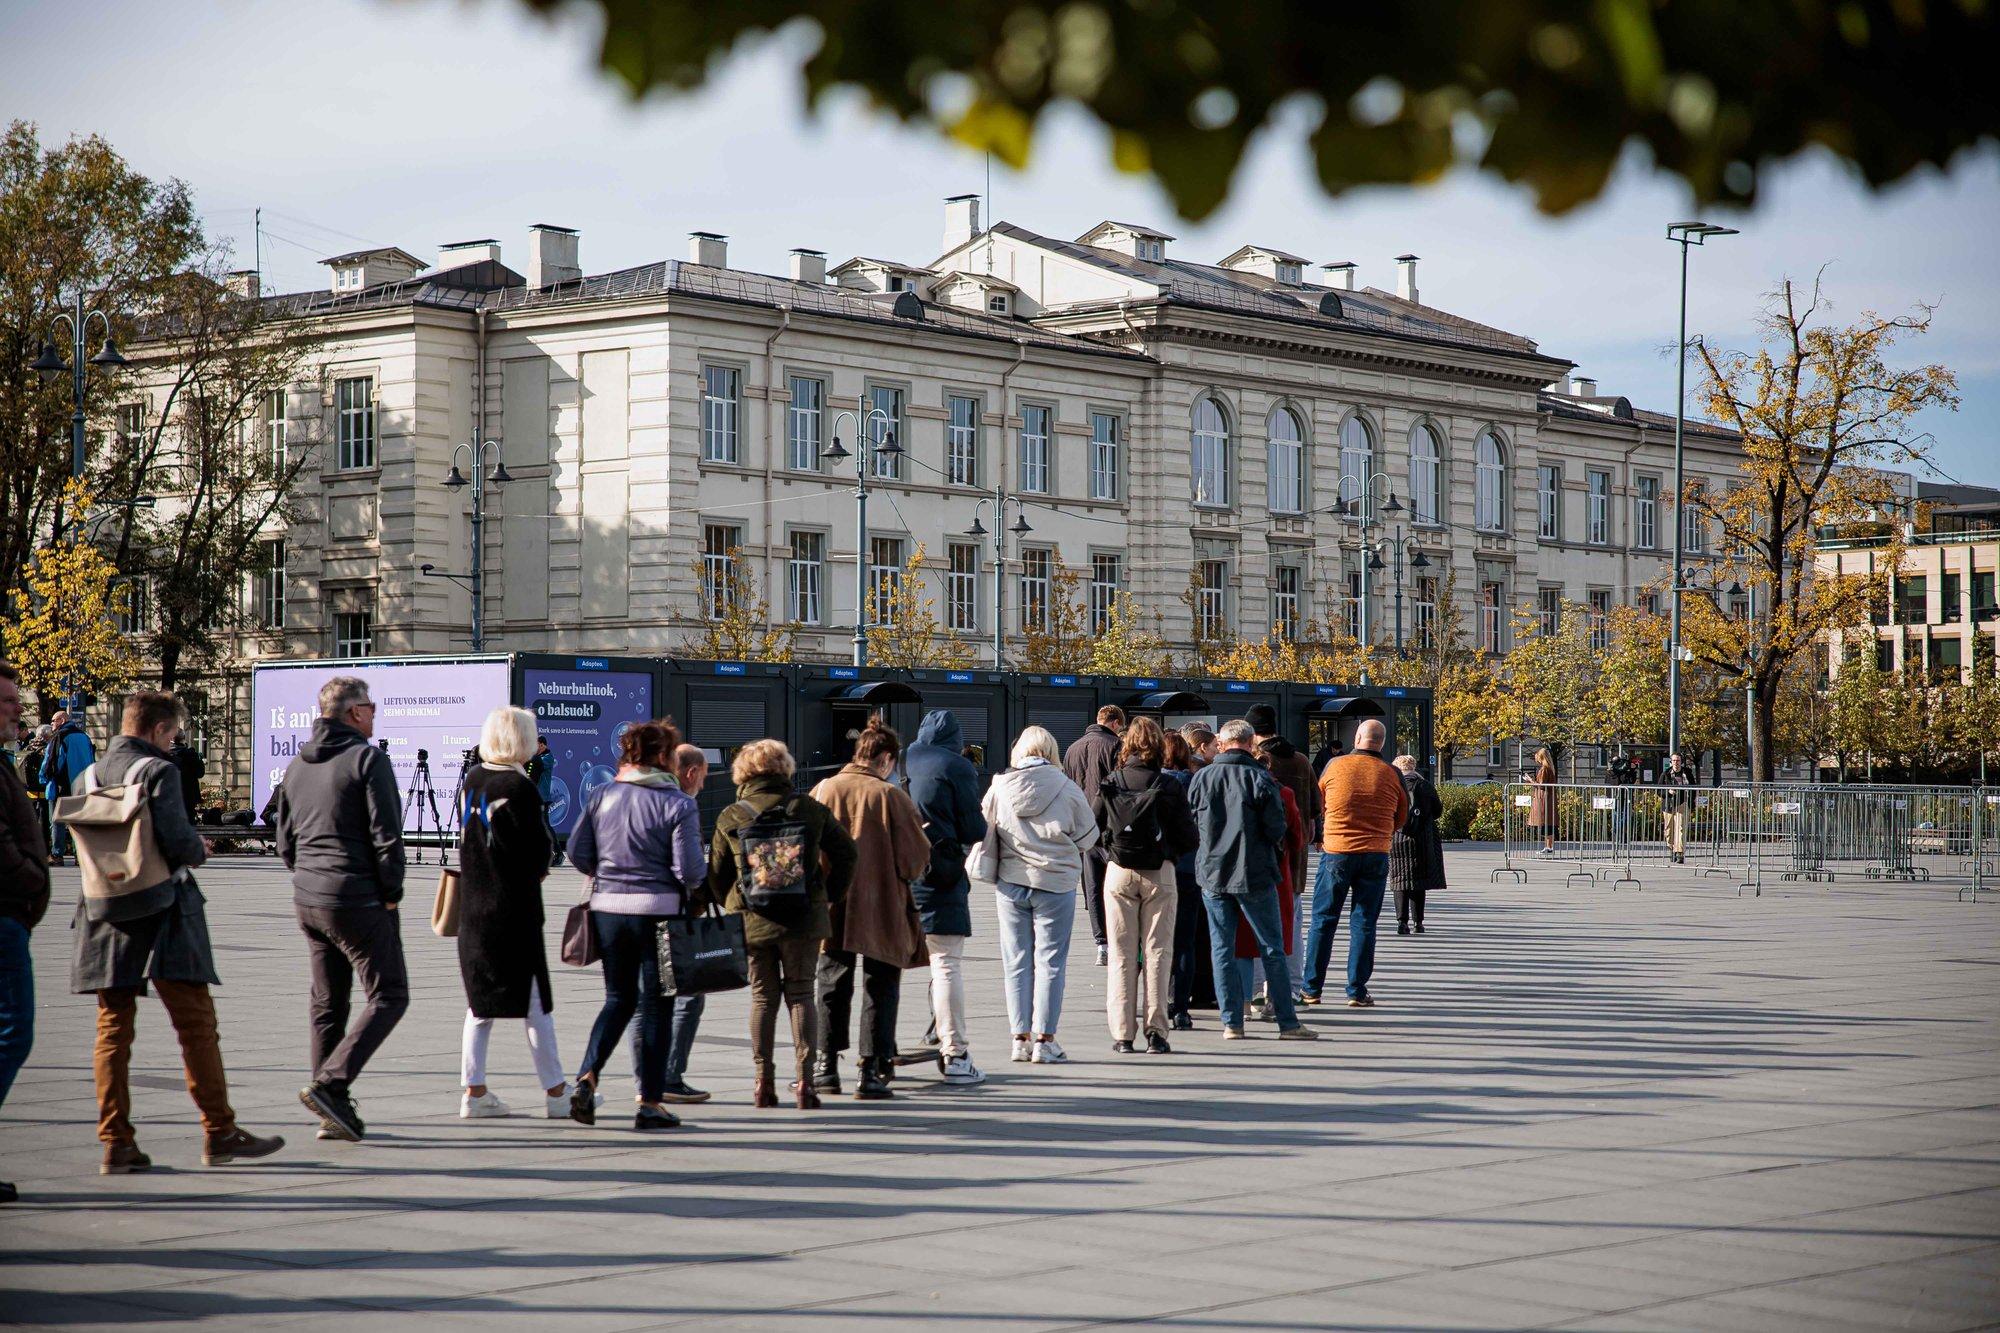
423, 438, 511, 652
1324, 477, 1401, 681
1665, 220, 1738, 761
964, 490, 1033, 670
820, 397, 898, 667
1369, 527, 1432, 655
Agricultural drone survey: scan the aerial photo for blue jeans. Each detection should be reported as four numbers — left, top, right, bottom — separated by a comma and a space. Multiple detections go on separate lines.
995, 883, 1077, 1036
0, 918, 32, 1107
631, 993, 703, 1089
1203, 889, 1299, 1031
578, 912, 669, 1102
1303, 851, 1388, 1000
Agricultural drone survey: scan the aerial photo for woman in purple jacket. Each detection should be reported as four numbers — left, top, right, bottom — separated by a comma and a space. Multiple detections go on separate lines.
563, 718, 708, 1131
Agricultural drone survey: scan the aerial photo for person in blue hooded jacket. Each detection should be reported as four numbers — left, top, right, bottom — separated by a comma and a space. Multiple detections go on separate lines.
40, 710, 96, 867
902, 710, 988, 1085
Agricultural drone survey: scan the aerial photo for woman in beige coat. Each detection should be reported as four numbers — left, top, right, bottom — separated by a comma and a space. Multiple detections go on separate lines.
808, 721, 933, 1100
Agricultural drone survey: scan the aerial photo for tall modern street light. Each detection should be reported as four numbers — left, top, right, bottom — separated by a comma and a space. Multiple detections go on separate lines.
421, 437, 511, 651
1324, 475, 1401, 681
31, 290, 127, 549
1666, 220, 1738, 760
964, 490, 1033, 669
820, 396, 898, 667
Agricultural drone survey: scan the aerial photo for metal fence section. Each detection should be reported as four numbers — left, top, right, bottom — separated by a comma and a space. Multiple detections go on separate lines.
1492, 780, 1990, 900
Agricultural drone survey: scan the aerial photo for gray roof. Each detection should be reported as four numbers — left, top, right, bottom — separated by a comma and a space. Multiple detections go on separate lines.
1539, 390, 1740, 442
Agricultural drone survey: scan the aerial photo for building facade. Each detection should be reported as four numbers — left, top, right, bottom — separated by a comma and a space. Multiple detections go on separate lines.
120, 202, 1754, 795
1821, 481, 2000, 678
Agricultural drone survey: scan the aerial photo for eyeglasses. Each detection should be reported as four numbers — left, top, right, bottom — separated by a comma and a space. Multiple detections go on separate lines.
352, 702, 377, 713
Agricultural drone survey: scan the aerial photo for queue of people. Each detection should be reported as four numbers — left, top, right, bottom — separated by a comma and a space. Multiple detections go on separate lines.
0, 661, 1451, 1196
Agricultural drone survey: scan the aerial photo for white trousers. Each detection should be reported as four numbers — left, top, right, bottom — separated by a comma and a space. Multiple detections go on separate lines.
461, 988, 564, 1090
925, 933, 969, 1057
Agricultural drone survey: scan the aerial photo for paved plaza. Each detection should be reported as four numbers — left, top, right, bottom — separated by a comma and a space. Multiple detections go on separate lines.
2, 849, 1997, 1331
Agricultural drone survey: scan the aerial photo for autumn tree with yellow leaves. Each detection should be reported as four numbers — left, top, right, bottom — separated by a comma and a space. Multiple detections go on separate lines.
680, 545, 795, 663
865, 543, 975, 670
4, 483, 143, 707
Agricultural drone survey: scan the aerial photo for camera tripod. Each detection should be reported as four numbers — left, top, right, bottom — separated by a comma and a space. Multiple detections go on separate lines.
404, 752, 445, 865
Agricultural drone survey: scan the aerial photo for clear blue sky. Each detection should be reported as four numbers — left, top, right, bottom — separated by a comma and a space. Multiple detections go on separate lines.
7, 0, 1994, 485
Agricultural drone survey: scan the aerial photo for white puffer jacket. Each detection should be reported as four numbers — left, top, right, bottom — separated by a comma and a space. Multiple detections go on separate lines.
971, 758, 1099, 892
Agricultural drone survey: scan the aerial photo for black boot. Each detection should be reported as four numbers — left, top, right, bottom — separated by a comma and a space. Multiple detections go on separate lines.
855, 1058, 894, 1100
811, 1052, 842, 1095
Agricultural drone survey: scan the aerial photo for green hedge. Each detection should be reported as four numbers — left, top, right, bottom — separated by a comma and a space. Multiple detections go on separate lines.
1437, 782, 1498, 840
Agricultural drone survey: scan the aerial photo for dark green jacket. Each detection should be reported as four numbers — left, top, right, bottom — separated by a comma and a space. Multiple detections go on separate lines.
709, 774, 857, 948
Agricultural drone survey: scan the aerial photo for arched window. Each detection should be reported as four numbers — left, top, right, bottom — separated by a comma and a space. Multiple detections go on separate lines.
1475, 428, 1508, 532
1266, 406, 1304, 514
1192, 395, 1231, 507
1339, 413, 1376, 517
1409, 422, 1442, 526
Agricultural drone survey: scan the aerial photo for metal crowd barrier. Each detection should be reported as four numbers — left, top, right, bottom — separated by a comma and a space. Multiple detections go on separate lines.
1492, 779, 1990, 900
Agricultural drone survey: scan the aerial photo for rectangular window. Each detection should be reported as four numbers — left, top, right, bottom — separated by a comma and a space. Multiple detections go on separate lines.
1635, 475, 1659, 549
1682, 491, 1707, 553
947, 542, 979, 632
254, 538, 286, 629
1935, 635, 1963, 677
868, 385, 904, 480
786, 531, 823, 624
1875, 637, 1895, 673
1588, 469, 1611, 545
334, 609, 373, 657
701, 523, 741, 619
335, 376, 375, 470
1898, 574, 1928, 623
1019, 403, 1051, 494
1414, 575, 1439, 650
1089, 411, 1120, 501
1538, 586, 1562, 637
1019, 547, 1053, 631
113, 577, 149, 636
1343, 568, 1362, 640
946, 394, 980, 487
1090, 552, 1121, 634
1537, 464, 1562, 540
264, 389, 288, 474
1272, 565, 1301, 641
1942, 572, 1962, 624
1974, 572, 1996, 622
117, 402, 146, 456
701, 364, 740, 464
1197, 559, 1229, 639
1481, 581, 1505, 653
786, 375, 824, 472
1639, 590, 1660, 618
1588, 588, 1612, 650
868, 535, 904, 625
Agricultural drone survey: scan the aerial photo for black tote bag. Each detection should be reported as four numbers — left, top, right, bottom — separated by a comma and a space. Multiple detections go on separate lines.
656, 904, 750, 997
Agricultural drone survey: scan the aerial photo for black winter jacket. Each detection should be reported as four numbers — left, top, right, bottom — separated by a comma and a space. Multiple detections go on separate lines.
1093, 761, 1199, 872
0, 754, 49, 930
903, 710, 987, 936
1062, 724, 1121, 807
274, 719, 408, 907
456, 765, 554, 1018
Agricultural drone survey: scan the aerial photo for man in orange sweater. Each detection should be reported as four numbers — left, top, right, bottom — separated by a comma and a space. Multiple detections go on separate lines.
1301, 719, 1408, 1008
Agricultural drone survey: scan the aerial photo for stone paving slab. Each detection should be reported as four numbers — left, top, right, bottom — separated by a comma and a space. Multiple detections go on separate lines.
2, 851, 1997, 1331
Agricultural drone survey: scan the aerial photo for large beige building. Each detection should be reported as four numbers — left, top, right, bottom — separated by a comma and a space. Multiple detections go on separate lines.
120, 201, 1753, 792
1821, 480, 2000, 678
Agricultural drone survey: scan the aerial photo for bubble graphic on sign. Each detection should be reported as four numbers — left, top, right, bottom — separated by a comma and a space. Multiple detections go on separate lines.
546, 775, 572, 826
580, 764, 616, 803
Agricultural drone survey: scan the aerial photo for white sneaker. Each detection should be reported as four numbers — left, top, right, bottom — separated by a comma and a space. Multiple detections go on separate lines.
1030, 1039, 1068, 1065
1011, 1037, 1033, 1063
546, 1089, 604, 1119
1096, 944, 1108, 967
941, 1054, 986, 1085
460, 1090, 512, 1119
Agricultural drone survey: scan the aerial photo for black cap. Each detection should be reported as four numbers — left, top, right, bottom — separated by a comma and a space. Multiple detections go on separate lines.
1245, 703, 1278, 735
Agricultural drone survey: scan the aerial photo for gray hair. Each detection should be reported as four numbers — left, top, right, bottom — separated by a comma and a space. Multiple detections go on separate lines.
1216, 719, 1256, 748
318, 675, 372, 719
1393, 753, 1418, 773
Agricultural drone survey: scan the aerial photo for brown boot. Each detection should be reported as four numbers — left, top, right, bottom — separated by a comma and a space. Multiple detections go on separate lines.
794, 1080, 822, 1110
203, 1127, 286, 1166
101, 1143, 152, 1176
752, 1074, 779, 1109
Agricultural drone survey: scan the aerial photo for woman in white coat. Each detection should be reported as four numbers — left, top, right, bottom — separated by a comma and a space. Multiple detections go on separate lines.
970, 726, 1099, 1065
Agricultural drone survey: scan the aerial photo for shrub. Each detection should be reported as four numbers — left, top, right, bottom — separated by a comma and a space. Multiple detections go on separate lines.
1436, 782, 1492, 840
1468, 787, 1508, 841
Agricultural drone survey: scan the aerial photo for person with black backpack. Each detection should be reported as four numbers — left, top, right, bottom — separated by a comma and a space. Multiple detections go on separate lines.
710, 740, 856, 1109
1091, 717, 1199, 1054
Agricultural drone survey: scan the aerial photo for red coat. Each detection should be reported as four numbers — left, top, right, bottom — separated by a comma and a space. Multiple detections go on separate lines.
1235, 784, 1303, 959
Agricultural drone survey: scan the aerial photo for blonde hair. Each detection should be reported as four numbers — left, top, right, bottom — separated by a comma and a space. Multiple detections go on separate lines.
731, 738, 795, 784
1010, 726, 1060, 767
1393, 753, 1418, 773
479, 706, 537, 767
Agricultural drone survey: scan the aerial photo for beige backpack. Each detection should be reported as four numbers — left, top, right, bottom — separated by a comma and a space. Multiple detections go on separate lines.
53, 757, 175, 918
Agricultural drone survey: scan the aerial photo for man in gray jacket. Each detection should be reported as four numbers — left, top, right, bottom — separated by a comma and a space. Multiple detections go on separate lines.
70, 692, 285, 1175
1186, 720, 1317, 1043
273, 676, 407, 1142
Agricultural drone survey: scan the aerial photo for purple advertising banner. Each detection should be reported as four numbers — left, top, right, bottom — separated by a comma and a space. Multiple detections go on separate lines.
520, 666, 653, 834
252, 660, 511, 833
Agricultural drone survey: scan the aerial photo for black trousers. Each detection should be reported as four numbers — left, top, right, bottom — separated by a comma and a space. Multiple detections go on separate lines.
296, 903, 409, 1091
815, 948, 900, 1064
1169, 878, 1209, 1017
1394, 887, 1427, 929
1081, 847, 1110, 948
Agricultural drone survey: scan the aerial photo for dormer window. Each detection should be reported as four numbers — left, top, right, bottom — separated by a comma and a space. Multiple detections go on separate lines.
1138, 239, 1164, 262
887, 276, 908, 293
987, 294, 1009, 314
336, 267, 363, 290
1275, 262, 1301, 285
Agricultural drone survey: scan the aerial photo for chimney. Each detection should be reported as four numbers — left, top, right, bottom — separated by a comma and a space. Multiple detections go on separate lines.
225, 270, 261, 299
1395, 253, 1420, 303
439, 238, 501, 270
688, 232, 728, 268
1569, 374, 1598, 397
789, 248, 827, 285
527, 224, 581, 288
1321, 261, 1356, 292
942, 194, 982, 254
